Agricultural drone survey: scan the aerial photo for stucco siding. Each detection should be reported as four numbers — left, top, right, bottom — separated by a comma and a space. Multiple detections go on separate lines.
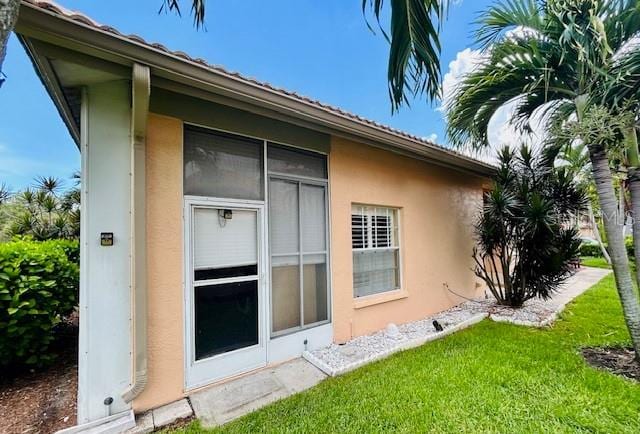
133, 114, 185, 411
329, 136, 485, 343
132, 115, 486, 410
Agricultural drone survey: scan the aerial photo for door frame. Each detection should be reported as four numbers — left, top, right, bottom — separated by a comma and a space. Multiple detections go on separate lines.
183, 196, 268, 390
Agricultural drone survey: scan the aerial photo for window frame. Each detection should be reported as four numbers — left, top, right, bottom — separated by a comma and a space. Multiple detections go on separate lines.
267, 172, 331, 337
182, 122, 333, 342
351, 204, 403, 299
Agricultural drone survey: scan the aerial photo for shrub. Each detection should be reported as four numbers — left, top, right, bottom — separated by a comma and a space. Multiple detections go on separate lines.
580, 242, 602, 257
0, 239, 79, 367
625, 236, 634, 260
473, 145, 586, 307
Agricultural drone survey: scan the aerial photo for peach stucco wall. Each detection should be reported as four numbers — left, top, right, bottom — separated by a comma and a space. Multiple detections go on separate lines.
132, 113, 487, 410
329, 137, 485, 343
133, 114, 184, 412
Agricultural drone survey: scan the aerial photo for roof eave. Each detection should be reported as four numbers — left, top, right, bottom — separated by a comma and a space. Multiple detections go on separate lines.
15, 1, 496, 177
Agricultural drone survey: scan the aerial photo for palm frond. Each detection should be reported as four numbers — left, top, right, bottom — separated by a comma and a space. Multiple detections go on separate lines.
447, 37, 566, 148
601, 0, 640, 53
363, 0, 449, 110
476, 0, 545, 49
602, 45, 640, 105
160, 0, 206, 29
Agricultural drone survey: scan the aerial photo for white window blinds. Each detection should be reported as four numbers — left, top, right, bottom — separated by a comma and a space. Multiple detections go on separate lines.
193, 208, 257, 270
351, 205, 400, 297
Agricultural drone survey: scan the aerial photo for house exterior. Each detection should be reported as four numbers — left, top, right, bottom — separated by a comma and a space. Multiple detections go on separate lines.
15, 0, 495, 427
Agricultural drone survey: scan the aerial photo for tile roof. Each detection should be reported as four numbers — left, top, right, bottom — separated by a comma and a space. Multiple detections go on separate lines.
21, 0, 491, 169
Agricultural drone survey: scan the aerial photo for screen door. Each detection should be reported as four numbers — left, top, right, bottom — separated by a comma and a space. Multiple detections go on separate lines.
185, 202, 266, 389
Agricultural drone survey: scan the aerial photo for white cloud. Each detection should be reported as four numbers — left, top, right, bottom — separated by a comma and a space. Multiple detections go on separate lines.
440, 48, 486, 112
424, 133, 438, 143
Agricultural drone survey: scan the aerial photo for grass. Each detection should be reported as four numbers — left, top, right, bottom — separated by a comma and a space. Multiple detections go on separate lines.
581, 256, 637, 273
171, 275, 640, 433
580, 256, 612, 269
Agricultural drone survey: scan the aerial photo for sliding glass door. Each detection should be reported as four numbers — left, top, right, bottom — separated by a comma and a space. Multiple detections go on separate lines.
183, 125, 331, 386
268, 144, 330, 336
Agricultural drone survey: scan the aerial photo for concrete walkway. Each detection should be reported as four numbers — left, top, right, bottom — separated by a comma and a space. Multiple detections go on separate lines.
485, 266, 611, 326
189, 358, 326, 428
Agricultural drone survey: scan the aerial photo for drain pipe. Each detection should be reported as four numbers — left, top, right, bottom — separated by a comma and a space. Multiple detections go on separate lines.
122, 63, 151, 403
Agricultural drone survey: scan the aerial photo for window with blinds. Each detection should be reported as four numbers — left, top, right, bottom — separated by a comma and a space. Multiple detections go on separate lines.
268, 145, 329, 335
351, 205, 401, 298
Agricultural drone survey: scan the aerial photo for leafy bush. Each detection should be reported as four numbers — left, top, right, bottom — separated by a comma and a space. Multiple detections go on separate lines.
0, 175, 80, 241
474, 145, 585, 307
580, 238, 634, 261
625, 236, 634, 259
0, 239, 79, 367
580, 242, 602, 257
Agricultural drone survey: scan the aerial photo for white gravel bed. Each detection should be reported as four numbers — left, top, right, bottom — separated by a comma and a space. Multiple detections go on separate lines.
304, 307, 488, 377
304, 267, 611, 377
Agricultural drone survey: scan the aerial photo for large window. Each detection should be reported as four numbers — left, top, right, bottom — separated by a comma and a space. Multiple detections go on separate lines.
268, 144, 329, 335
184, 126, 264, 200
351, 205, 401, 298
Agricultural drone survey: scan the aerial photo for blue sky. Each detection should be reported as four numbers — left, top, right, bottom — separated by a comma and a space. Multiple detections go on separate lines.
0, 0, 496, 190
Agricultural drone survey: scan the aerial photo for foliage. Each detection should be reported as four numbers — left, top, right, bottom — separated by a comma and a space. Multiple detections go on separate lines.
625, 235, 635, 258
162, 0, 450, 111
167, 275, 639, 434
0, 238, 79, 367
580, 242, 602, 257
0, 174, 80, 241
473, 145, 586, 307
445, 0, 640, 150
579, 237, 634, 259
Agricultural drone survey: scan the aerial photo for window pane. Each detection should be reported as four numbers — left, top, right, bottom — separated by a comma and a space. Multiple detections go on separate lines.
301, 184, 326, 253
193, 208, 257, 270
353, 249, 400, 297
184, 127, 263, 200
269, 179, 299, 255
195, 264, 257, 281
195, 281, 258, 360
267, 144, 327, 179
351, 213, 367, 249
272, 256, 301, 333
303, 255, 328, 325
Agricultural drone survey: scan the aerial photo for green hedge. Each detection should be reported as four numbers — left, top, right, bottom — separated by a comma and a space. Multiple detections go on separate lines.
579, 243, 602, 257
580, 237, 635, 260
0, 239, 79, 367
625, 236, 634, 259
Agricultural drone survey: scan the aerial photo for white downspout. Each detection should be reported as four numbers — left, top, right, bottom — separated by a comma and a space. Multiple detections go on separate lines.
122, 63, 150, 403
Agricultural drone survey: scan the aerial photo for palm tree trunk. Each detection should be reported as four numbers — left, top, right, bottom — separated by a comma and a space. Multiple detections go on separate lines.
589, 144, 640, 360
624, 126, 640, 285
629, 167, 640, 279
0, 0, 20, 73
587, 202, 611, 264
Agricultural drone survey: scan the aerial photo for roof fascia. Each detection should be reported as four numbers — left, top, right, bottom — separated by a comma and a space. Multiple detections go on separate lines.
16, 3, 495, 177
18, 35, 81, 146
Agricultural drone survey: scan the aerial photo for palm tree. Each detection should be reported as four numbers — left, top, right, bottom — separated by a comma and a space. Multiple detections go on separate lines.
446, 0, 640, 359
0, 182, 10, 204
1, 0, 448, 109
558, 142, 611, 263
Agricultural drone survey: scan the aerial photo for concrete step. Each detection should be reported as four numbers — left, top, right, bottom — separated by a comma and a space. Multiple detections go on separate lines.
189, 358, 326, 427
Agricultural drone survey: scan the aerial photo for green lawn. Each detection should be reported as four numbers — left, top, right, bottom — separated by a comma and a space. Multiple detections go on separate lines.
581, 256, 637, 274
172, 275, 640, 433
580, 256, 612, 269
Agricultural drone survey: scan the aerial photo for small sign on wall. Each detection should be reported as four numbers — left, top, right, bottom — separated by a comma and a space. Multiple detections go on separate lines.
100, 232, 114, 246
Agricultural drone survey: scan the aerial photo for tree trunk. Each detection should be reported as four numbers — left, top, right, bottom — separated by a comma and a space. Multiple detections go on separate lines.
589, 145, 640, 361
0, 0, 20, 75
629, 167, 640, 283
624, 125, 640, 286
587, 201, 611, 264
